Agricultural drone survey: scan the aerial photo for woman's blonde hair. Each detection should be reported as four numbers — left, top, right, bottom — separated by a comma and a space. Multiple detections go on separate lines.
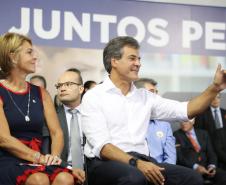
0, 32, 32, 78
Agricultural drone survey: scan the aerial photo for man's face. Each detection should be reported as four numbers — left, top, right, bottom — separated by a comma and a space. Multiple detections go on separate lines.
210, 94, 220, 108
56, 71, 84, 105
111, 46, 141, 82
144, 83, 158, 94
180, 121, 194, 132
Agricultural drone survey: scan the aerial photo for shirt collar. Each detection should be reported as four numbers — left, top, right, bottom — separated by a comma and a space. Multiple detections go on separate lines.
187, 128, 195, 136
63, 104, 81, 113
102, 76, 137, 96
150, 120, 156, 124
102, 76, 117, 91
210, 106, 220, 112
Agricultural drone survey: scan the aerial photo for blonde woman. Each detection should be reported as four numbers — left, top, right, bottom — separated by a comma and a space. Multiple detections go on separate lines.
0, 32, 84, 185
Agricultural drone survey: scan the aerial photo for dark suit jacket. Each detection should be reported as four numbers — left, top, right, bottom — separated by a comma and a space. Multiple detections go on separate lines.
174, 129, 217, 169
214, 128, 226, 169
57, 105, 70, 162
195, 107, 226, 140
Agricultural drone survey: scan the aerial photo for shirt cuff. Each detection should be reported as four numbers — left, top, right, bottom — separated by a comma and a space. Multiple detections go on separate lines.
193, 163, 199, 170
208, 164, 216, 169
67, 165, 72, 170
93, 139, 111, 158
182, 101, 189, 120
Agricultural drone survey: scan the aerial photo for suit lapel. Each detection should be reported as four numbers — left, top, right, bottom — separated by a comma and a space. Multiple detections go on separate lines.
57, 105, 70, 159
220, 109, 226, 127
181, 130, 194, 149
206, 108, 216, 131
194, 130, 202, 151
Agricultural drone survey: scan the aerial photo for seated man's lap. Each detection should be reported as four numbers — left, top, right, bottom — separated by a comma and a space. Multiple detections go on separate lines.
129, 152, 203, 185
86, 156, 203, 185
87, 158, 148, 185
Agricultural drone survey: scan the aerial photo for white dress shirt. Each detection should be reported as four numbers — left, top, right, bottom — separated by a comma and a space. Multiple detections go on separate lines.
81, 77, 188, 158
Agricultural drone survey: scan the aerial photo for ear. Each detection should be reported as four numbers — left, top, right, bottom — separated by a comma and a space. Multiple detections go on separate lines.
111, 58, 119, 69
79, 86, 84, 95
9, 52, 18, 64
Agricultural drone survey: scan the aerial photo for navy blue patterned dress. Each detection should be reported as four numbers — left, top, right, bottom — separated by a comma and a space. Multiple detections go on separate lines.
0, 82, 75, 185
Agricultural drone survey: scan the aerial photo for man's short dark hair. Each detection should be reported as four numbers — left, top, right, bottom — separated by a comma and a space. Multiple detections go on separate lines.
66, 68, 83, 85
84, 80, 96, 90
30, 75, 47, 88
134, 78, 157, 89
103, 36, 140, 74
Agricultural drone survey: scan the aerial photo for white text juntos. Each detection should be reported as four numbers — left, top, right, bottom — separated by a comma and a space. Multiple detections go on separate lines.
10, 7, 226, 51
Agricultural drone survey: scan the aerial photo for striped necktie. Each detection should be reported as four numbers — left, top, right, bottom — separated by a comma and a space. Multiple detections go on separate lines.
186, 131, 200, 153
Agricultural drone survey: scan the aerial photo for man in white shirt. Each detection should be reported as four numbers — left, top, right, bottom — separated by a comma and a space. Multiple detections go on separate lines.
56, 68, 85, 183
81, 36, 226, 185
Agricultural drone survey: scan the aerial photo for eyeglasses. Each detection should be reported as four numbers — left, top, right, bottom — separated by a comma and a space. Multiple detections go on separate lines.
55, 81, 81, 89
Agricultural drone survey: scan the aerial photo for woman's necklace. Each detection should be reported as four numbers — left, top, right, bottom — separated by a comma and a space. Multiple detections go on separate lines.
6, 86, 31, 122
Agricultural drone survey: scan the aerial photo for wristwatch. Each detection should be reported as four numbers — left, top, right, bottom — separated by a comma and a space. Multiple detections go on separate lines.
129, 157, 138, 167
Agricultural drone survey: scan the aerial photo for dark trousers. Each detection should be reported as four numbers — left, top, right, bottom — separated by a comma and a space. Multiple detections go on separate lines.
86, 152, 203, 185
205, 168, 226, 185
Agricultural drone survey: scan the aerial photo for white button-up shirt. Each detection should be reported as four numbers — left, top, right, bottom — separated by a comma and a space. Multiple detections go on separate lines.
81, 77, 188, 158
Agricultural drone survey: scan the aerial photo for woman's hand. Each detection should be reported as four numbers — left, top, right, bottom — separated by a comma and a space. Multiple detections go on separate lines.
39, 154, 62, 165
45, 154, 62, 165
72, 168, 85, 184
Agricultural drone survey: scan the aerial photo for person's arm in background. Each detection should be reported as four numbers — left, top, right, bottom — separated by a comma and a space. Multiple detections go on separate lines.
41, 88, 64, 165
188, 64, 226, 119
162, 123, 176, 164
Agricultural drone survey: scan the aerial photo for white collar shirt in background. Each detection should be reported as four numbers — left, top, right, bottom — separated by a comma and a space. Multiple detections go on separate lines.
81, 77, 188, 158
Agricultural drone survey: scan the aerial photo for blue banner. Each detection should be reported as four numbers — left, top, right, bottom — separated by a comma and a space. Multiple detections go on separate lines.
1, 0, 226, 56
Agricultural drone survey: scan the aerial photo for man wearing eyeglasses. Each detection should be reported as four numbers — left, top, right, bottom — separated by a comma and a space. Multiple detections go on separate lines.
55, 68, 85, 183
